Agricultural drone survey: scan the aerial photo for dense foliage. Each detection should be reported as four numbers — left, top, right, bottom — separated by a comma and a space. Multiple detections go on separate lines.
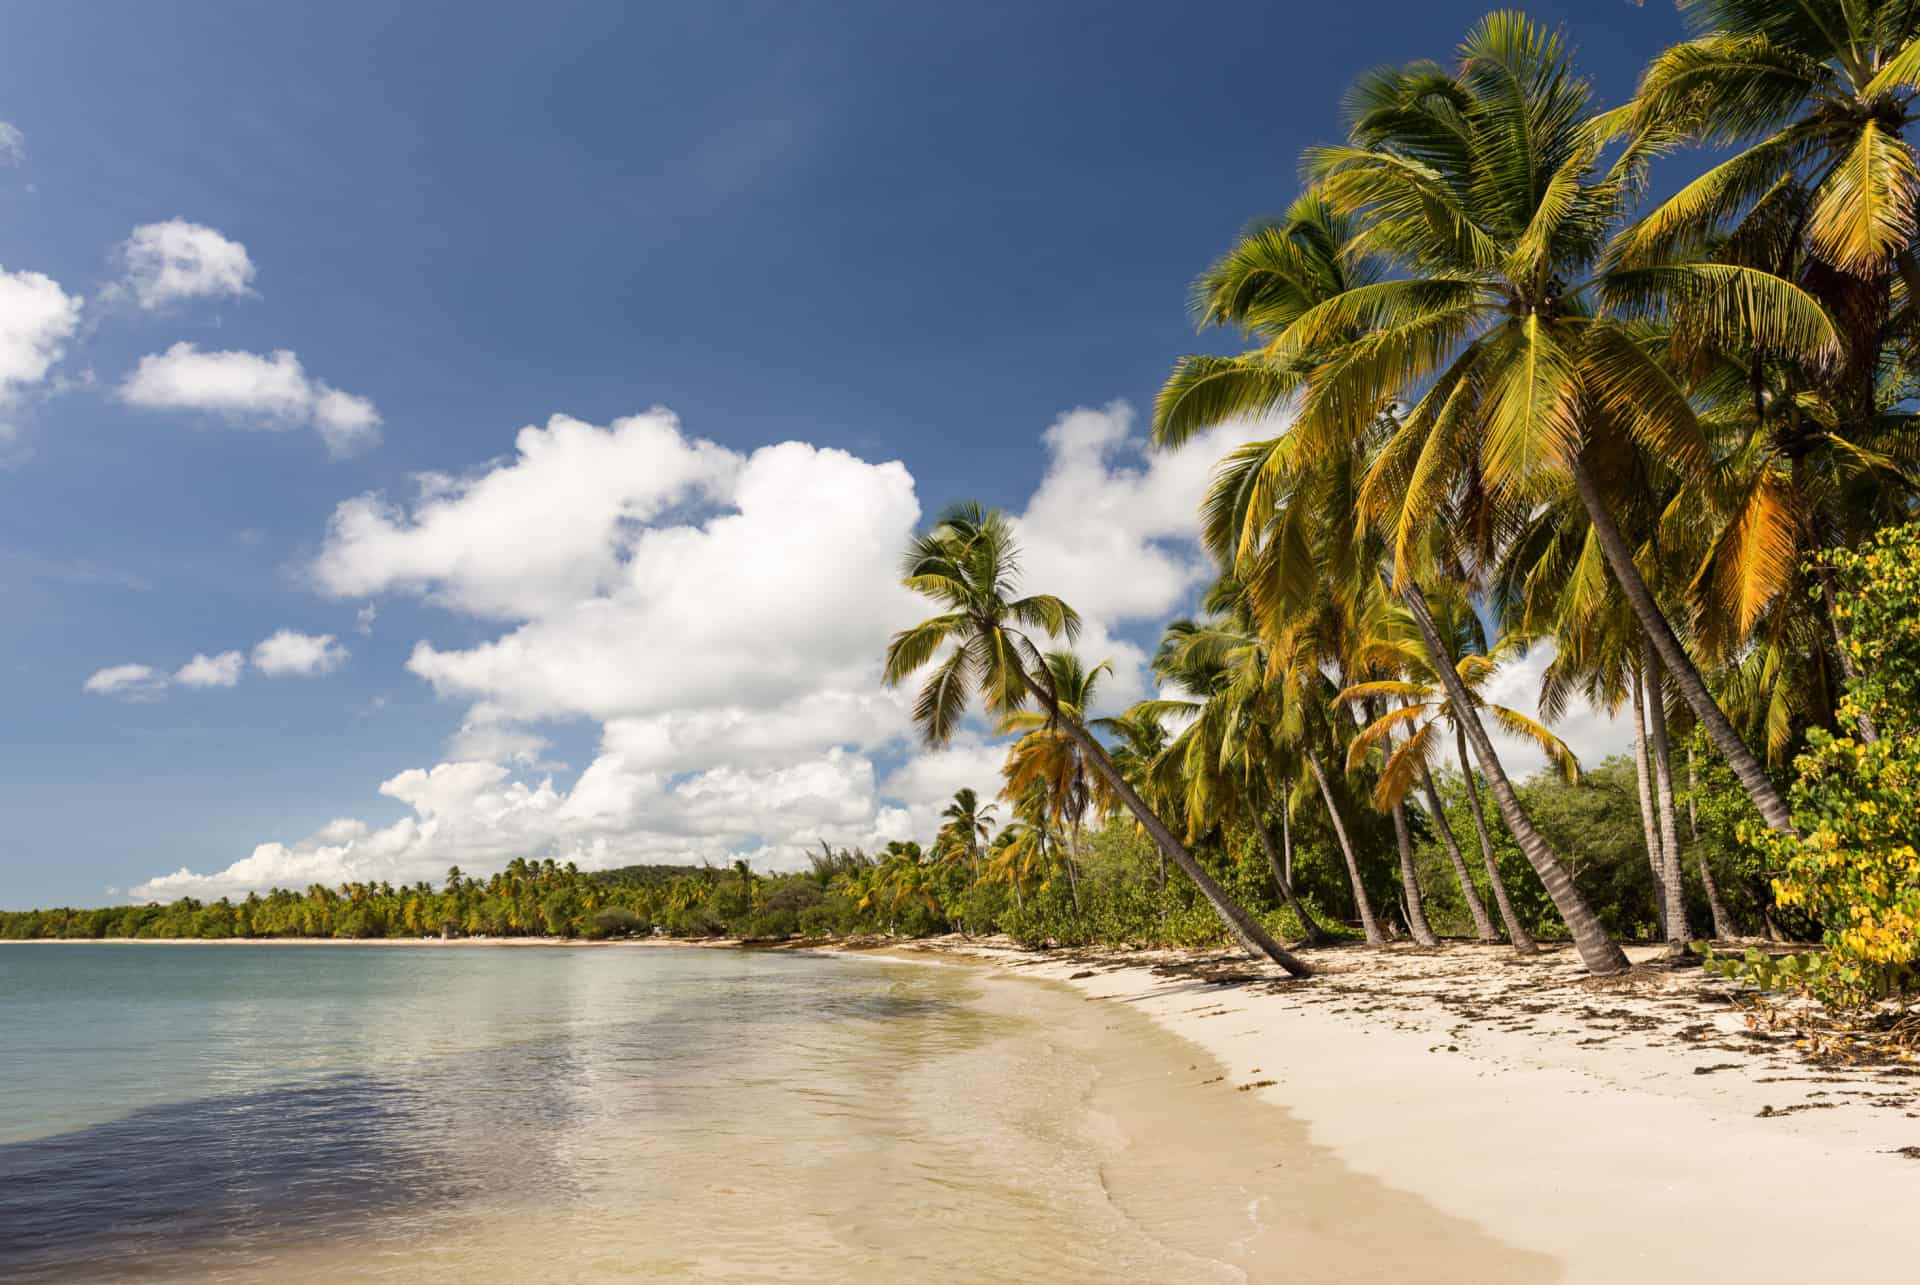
1707, 525, 1920, 1007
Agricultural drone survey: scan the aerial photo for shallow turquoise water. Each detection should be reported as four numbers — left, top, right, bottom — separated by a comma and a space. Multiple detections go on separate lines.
0, 943, 1253, 1283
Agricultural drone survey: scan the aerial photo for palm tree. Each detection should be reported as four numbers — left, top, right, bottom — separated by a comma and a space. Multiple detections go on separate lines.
1627, 0, 1920, 303
1145, 609, 1337, 945
881, 502, 1311, 976
1399, 578, 1629, 972
1101, 707, 1175, 891
986, 806, 1051, 912
1337, 597, 1556, 951
1155, 91, 1635, 970
1000, 651, 1117, 915
936, 787, 996, 882
1278, 14, 1826, 835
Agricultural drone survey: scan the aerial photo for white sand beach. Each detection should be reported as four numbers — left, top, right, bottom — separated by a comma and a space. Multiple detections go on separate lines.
860, 937, 1919, 1283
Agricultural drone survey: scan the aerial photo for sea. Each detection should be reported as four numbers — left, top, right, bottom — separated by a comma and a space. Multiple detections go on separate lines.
0, 942, 1296, 1283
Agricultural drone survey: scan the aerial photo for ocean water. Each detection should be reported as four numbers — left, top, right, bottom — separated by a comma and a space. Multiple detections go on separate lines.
0, 943, 1287, 1283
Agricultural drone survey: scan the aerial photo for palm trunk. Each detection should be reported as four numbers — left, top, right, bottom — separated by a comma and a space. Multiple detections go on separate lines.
1455, 727, 1536, 954
1568, 454, 1795, 835
1390, 800, 1438, 945
1821, 571, 1879, 743
1376, 705, 1438, 946
1686, 747, 1700, 840
1403, 580, 1627, 974
1420, 762, 1495, 941
1024, 673, 1311, 977
1643, 643, 1694, 948
1699, 851, 1735, 942
1254, 815, 1334, 945
1630, 660, 1674, 942
1281, 805, 1294, 888
1061, 823, 1084, 916
1306, 751, 1385, 945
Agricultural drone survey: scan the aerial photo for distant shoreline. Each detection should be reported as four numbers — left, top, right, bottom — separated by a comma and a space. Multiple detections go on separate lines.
0, 935, 765, 947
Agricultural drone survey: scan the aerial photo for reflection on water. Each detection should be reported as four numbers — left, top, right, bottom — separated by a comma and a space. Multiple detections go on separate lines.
0, 943, 1555, 1284
0, 945, 1240, 1283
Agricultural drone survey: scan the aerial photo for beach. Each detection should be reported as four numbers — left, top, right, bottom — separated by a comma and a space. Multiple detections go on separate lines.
855, 936, 1919, 1283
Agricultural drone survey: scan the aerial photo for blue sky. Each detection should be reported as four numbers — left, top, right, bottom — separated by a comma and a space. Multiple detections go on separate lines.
0, 2, 1685, 907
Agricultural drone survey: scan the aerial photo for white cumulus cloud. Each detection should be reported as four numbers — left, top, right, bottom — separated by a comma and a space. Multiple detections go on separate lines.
310, 410, 739, 619
0, 266, 83, 451
252, 629, 349, 677
131, 398, 1632, 901
174, 650, 245, 688
83, 663, 167, 702
117, 220, 256, 310
0, 123, 23, 165
117, 343, 381, 455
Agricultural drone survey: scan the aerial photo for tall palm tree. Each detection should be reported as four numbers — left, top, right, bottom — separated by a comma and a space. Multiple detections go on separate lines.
881, 502, 1312, 976
1627, 0, 1920, 305
1336, 598, 1559, 951
1281, 14, 1828, 835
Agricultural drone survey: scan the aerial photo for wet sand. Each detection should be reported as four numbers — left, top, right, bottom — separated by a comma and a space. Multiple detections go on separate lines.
866, 937, 1920, 1284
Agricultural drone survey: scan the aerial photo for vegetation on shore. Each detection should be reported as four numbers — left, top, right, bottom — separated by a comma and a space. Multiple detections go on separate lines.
10, 4, 1920, 1018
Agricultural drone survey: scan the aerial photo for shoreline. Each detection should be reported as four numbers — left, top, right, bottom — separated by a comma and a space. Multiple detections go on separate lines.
855, 936, 1918, 1283
14, 932, 1916, 1279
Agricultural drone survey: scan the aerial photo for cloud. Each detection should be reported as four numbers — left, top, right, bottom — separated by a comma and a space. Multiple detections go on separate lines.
138, 398, 1628, 901
252, 629, 349, 677
117, 220, 256, 310
0, 266, 83, 449
1010, 401, 1272, 710
83, 663, 167, 702
117, 343, 381, 455
309, 410, 740, 619
315, 413, 923, 727
1476, 639, 1634, 779
0, 549, 150, 591
174, 650, 245, 688
131, 748, 907, 901
0, 123, 22, 165
354, 603, 377, 635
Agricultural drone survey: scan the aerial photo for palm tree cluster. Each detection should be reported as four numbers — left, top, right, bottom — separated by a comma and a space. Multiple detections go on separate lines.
886, 5, 1920, 976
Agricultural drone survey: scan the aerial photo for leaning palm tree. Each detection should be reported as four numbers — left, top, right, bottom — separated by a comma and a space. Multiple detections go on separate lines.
1284, 13, 1830, 836
1338, 596, 1554, 952
881, 502, 1311, 976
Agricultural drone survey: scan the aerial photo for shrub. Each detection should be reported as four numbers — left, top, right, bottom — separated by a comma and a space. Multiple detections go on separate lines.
1711, 524, 1920, 1008
584, 907, 647, 939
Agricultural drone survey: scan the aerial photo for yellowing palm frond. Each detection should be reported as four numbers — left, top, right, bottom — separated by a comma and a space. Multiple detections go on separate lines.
1805, 120, 1920, 275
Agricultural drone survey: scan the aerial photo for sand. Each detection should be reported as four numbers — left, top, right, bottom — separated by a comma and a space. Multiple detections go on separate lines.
856, 936, 1918, 1283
